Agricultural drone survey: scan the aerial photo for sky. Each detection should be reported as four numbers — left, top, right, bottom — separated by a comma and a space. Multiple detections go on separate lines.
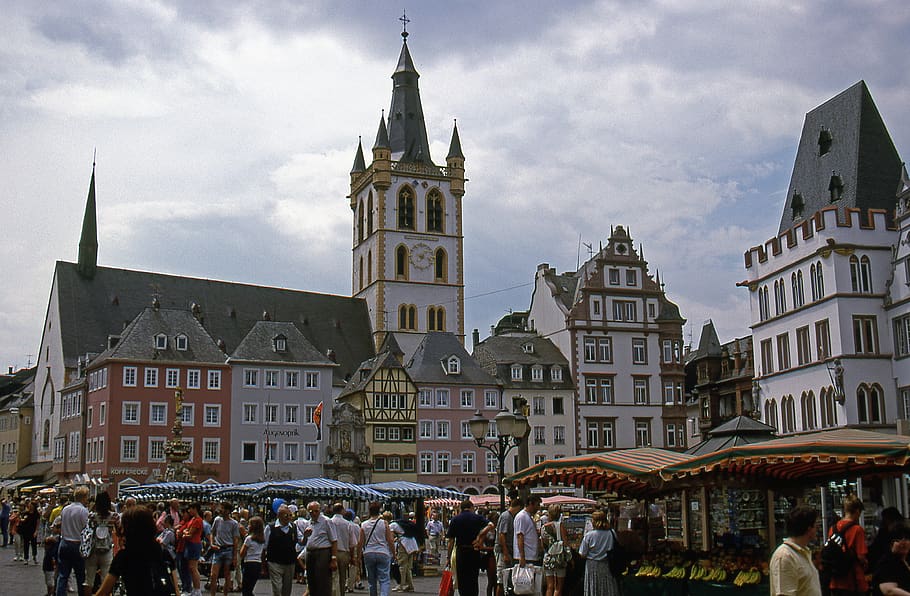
2, 0, 910, 372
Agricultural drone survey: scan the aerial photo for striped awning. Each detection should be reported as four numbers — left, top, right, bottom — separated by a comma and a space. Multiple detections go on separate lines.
212, 479, 385, 501
660, 427, 910, 483
119, 482, 234, 501
507, 448, 693, 496
365, 481, 468, 500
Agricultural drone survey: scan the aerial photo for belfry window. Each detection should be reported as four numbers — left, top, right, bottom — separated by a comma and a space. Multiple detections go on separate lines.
434, 248, 447, 282
426, 190, 443, 232
398, 187, 414, 229
396, 246, 409, 279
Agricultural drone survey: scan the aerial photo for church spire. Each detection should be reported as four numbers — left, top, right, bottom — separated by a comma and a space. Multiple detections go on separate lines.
351, 136, 366, 174
447, 119, 464, 160
373, 113, 390, 150
76, 159, 98, 279
387, 24, 432, 164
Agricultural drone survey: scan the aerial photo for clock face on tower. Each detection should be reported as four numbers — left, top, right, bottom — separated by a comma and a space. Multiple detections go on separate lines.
410, 243, 433, 270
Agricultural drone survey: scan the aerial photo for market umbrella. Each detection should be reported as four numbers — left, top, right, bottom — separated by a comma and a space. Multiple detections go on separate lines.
660, 427, 910, 484
507, 448, 693, 496
365, 481, 468, 500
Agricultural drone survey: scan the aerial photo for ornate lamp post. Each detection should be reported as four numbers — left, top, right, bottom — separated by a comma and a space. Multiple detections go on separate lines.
469, 408, 530, 512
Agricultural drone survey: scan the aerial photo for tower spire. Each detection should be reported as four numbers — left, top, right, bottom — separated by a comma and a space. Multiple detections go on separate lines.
351, 136, 366, 174
76, 157, 98, 279
387, 23, 432, 164
447, 119, 464, 160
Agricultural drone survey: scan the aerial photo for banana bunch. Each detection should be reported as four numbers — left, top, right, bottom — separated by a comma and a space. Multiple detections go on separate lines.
662, 566, 688, 579
688, 565, 707, 580
732, 569, 762, 586
702, 568, 727, 582
634, 565, 663, 578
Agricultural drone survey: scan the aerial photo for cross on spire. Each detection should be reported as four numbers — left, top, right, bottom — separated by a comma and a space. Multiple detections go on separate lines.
399, 10, 410, 40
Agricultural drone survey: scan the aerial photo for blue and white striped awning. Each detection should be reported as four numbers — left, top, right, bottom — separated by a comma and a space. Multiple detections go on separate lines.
119, 482, 234, 501
365, 481, 468, 500
213, 478, 385, 501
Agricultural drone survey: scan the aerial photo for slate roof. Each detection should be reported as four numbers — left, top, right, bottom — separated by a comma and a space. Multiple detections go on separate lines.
52, 261, 374, 386
338, 348, 409, 399
386, 39, 433, 164
407, 332, 499, 386
542, 270, 581, 312
229, 321, 335, 366
778, 81, 903, 234
685, 415, 776, 456
472, 334, 574, 390
91, 307, 225, 365
690, 320, 723, 360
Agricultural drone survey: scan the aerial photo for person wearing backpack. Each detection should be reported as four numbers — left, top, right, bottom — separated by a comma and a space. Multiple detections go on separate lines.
825, 496, 868, 596
769, 505, 822, 596
83, 491, 119, 596
94, 506, 180, 596
541, 505, 571, 596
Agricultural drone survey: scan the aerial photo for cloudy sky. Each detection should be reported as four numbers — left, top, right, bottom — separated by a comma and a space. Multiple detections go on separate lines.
2, 0, 909, 371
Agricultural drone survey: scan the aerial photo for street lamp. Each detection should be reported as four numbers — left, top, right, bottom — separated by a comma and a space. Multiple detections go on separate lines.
469, 408, 531, 512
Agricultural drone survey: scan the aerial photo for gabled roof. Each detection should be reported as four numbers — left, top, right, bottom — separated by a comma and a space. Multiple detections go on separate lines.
685, 415, 776, 456
779, 81, 902, 233
90, 307, 225, 365
52, 261, 374, 385
338, 346, 412, 399
230, 321, 335, 366
473, 335, 568, 367
541, 270, 581, 312
407, 332, 499, 386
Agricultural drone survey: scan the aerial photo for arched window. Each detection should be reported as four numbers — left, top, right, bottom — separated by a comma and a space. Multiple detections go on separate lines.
367, 250, 372, 284
357, 201, 364, 244
759, 285, 770, 321
820, 387, 838, 428
781, 396, 796, 433
774, 278, 787, 315
359, 256, 364, 290
857, 383, 885, 424
396, 245, 409, 279
427, 306, 446, 332
367, 193, 374, 235
861, 256, 872, 292
435, 248, 447, 282
398, 187, 414, 229
426, 189, 444, 232
814, 261, 825, 300
398, 305, 417, 330
764, 398, 779, 431
42, 419, 50, 449
801, 391, 818, 431
792, 271, 804, 308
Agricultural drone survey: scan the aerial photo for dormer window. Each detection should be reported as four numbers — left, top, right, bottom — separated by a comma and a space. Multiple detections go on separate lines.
154, 334, 167, 350
818, 129, 833, 156
791, 192, 804, 219
522, 343, 534, 354
273, 335, 288, 353
511, 365, 522, 381
175, 334, 188, 351
531, 365, 543, 382
446, 356, 461, 375
551, 366, 563, 382
829, 173, 844, 202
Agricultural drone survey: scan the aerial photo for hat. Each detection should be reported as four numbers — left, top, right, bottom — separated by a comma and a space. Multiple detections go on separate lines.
288, 504, 298, 514
408, 512, 416, 518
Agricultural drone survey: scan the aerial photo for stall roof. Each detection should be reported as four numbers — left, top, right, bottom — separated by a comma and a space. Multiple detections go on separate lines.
508, 448, 693, 496
686, 415, 777, 456
662, 427, 910, 482
366, 481, 468, 500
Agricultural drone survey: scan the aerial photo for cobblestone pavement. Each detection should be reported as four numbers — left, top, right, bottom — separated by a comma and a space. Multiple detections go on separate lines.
0, 547, 482, 596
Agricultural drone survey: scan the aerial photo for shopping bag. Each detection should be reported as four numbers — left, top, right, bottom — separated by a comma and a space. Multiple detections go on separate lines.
439, 569, 455, 596
511, 565, 535, 595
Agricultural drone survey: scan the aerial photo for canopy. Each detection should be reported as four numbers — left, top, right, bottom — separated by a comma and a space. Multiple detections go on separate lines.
119, 482, 233, 501
661, 427, 910, 483
365, 481, 468, 500
541, 495, 597, 507
508, 448, 693, 496
213, 479, 385, 501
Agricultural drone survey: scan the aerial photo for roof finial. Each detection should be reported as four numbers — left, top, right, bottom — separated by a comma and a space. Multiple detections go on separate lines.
399, 10, 410, 41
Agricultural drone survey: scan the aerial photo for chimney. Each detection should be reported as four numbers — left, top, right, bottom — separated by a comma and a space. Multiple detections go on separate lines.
7, 366, 12, 375
472, 329, 480, 347
327, 349, 337, 363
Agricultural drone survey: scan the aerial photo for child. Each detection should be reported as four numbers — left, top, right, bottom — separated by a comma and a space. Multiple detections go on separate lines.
43, 519, 61, 596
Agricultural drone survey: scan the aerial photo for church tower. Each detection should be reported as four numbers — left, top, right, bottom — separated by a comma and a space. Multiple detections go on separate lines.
349, 25, 466, 355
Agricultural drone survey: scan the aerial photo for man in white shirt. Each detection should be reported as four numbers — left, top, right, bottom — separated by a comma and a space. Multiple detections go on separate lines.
302, 502, 338, 596
56, 486, 89, 596
513, 495, 542, 567
329, 503, 360, 596
769, 506, 821, 596
425, 511, 443, 560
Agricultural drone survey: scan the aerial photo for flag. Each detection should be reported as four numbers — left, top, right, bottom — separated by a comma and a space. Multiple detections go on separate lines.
313, 401, 324, 440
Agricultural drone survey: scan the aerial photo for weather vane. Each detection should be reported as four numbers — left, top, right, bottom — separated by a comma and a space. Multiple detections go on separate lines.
400, 10, 410, 40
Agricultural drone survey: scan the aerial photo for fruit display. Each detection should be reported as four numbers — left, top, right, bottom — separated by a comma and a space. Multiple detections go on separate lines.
627, 549, 768, 587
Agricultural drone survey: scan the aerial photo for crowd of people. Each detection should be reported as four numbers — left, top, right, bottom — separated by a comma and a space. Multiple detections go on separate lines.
770, 495, 910, 596
0, 490, 627, 596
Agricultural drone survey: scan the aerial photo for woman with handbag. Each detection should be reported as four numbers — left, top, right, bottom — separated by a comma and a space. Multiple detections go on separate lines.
541, 505, 571, 596
359, 502, 395, 596
578, 511, 619, 596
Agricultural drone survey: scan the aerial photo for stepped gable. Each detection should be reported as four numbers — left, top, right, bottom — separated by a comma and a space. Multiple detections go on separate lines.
53, 261, 373, 385
778, 81, 902, 234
